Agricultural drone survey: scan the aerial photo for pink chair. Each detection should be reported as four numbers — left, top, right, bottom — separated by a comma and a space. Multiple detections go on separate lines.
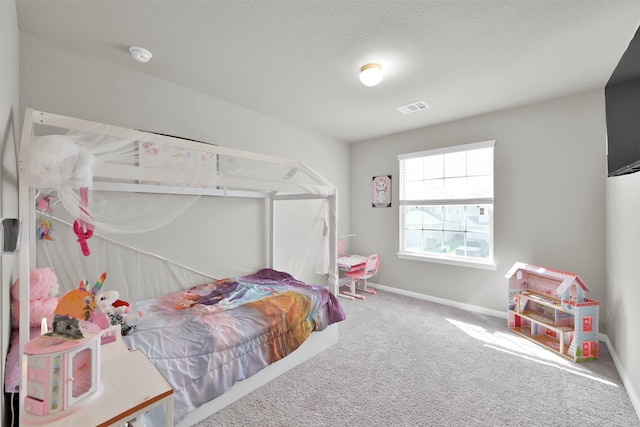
341, 254, 380, 300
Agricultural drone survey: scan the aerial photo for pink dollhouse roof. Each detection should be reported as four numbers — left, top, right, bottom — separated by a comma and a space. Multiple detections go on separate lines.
505, 262, 591, 293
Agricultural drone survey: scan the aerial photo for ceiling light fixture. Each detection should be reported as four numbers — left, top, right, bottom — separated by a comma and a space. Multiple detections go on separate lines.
359, 63, 383, 87
129, 46, 153, 63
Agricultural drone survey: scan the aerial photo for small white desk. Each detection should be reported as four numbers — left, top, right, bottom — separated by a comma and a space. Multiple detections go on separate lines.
337, 254, 367, 272
337, 255, 370, 300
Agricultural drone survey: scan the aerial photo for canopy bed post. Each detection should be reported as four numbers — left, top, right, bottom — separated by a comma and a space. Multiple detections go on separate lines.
268, 196, 275, 269
17, 108, 37, 425
328, 192, 338, 295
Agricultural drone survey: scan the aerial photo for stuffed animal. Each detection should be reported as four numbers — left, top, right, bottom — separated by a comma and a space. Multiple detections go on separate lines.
54, 278, 99, 321
10, 267, 60, 329
95, 289, 143, 336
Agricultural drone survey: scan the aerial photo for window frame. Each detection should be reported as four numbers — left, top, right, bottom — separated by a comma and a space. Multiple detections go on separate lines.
397, 140, 496, 270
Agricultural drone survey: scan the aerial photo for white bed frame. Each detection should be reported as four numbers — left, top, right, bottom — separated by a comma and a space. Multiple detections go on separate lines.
16, 108, 340, 426
179, 323, 338, 426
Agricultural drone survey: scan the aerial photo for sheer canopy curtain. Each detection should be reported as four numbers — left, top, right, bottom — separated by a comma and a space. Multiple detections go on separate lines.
25, 113, 334, 297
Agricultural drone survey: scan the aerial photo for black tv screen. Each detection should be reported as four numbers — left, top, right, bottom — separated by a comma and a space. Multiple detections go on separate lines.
606, 26, 640, 177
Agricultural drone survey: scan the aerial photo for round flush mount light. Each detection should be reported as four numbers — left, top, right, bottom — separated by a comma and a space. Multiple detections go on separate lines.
359, 63, 383, 87
129, 46, 152, 63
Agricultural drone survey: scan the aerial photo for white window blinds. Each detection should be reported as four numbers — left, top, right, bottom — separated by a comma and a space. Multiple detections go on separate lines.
398, 140, 494, 205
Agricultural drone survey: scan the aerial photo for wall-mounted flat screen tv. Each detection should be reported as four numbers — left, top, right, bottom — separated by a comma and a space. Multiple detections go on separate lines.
606, 26, 640, 177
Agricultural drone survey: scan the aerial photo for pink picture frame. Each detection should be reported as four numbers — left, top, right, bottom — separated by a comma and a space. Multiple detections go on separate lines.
372, 175, 391, 207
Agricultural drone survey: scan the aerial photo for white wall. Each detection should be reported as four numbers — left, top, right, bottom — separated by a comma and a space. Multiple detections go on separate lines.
350, 90, 607, 322
18, 32, 350, 286
606, 173, 640, 413
351, 88, 640, 415
19, 34, 349, 178
0, 0, 20, 423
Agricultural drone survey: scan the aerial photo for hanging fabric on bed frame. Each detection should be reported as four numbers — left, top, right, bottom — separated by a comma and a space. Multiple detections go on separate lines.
14, 108, 342, 426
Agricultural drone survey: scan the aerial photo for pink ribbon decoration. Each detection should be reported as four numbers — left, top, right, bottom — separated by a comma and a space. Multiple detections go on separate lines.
73, 220, 94, 256
73, 187, 95, 256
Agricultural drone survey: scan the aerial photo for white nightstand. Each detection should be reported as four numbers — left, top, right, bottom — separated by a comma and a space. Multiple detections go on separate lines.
22, 326, 173, 427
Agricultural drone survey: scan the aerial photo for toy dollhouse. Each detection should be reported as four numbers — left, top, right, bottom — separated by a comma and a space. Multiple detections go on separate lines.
506, 262, 600, 362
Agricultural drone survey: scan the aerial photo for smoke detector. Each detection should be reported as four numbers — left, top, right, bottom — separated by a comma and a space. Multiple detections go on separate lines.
129, 46, 152, 63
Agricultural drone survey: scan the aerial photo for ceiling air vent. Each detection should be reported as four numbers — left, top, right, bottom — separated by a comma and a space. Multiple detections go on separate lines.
396, 101, 430, 115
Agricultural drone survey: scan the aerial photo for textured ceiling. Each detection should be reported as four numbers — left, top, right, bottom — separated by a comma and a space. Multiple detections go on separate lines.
15, 0, 640, 143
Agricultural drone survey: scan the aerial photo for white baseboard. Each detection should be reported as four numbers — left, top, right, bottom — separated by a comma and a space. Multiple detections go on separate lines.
369, 282, 506, 319
369, 282, 640, 423
599, 333, 640, 421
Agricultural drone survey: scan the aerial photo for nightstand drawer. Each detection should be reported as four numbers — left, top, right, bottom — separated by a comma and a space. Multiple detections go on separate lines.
26, 380, 45, 400
24, 396, 46, 416
28, 356, 47, 370
28, 366, 47, 382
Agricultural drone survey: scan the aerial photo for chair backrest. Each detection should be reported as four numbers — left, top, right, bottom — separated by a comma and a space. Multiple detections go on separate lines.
338, 240, 346, 256
364, 254, 380, 276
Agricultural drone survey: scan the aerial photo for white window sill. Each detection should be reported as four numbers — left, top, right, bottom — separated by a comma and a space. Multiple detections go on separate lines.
397, 252, 497, 271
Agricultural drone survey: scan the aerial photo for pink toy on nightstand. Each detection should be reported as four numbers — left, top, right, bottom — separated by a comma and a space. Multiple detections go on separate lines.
22, 322, 102, 422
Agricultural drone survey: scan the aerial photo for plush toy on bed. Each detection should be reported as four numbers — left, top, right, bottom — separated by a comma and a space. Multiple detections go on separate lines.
95, 289, 143, 336
10, 267, 60, 329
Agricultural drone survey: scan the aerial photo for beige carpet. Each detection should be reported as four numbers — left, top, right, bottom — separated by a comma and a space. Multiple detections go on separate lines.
194, 289, 639, 426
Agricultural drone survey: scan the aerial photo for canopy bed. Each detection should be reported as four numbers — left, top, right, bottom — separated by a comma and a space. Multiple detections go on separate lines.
12, 108, 344, 426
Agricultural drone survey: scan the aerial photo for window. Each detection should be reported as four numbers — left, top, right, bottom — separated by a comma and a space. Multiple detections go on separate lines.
398, 140, 495, 268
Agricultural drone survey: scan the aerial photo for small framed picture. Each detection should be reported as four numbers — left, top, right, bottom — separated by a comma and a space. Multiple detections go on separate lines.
372, 175, 392, 208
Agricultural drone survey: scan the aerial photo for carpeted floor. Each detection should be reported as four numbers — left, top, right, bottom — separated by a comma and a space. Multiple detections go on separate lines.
194, 289, 640, 427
